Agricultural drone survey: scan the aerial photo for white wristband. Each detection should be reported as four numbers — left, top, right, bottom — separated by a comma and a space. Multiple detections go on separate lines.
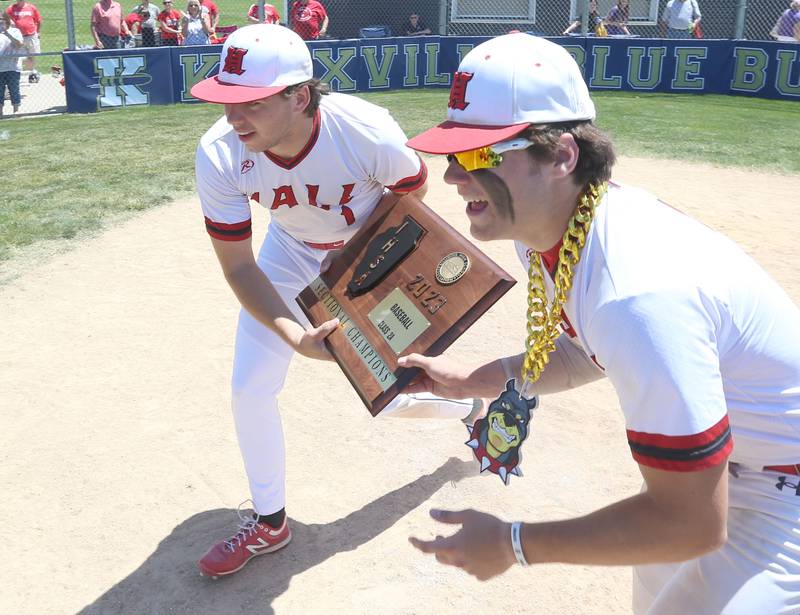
510, 521, 529, 566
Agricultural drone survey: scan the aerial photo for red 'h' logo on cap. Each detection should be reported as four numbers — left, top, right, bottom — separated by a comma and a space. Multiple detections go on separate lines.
448, 72, 473, 110
223, 46, 248, 75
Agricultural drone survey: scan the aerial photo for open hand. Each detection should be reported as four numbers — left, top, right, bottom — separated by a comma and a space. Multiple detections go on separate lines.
409, 508, 516, 581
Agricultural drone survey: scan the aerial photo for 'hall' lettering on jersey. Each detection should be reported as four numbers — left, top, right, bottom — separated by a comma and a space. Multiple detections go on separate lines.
250, 183, 358, 226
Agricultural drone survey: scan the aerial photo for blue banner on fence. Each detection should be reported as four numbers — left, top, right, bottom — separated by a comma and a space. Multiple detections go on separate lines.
64, 47, 175, 112
63, 36, 800, 113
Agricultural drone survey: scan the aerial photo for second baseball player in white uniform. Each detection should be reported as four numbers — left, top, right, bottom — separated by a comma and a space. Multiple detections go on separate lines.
397, 33, 800, 612
190, 24, 480, 578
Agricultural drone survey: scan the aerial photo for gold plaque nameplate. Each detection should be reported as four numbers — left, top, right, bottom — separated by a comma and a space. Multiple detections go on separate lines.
368, 287, 431, 355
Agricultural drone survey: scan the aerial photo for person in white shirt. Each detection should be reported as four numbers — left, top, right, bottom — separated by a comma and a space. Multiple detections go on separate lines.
660, 0, 702, 39
180, 0, 210, 45
400, 33, 800, 614
0, 12, 23, 115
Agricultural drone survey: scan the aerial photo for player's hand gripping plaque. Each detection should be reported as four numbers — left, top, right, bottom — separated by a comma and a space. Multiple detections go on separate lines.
296, 193, 516, 416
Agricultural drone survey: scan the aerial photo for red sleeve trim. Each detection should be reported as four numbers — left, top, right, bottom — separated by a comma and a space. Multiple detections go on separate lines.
205, 216, 252, 241
627, 414, 732, 472
388, 157, 428, 194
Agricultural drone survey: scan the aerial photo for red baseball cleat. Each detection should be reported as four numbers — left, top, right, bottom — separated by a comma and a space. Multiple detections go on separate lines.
198, 501, 292, 578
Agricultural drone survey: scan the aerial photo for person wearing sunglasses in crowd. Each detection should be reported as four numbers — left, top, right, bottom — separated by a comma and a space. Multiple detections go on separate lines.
181, 0, 210, 46
399, 32, 800, 614
157, 0, 182, 46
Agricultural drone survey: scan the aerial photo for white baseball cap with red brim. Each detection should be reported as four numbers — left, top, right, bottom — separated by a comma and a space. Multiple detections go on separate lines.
406, 33, 595, 154
191, 24, 313, 104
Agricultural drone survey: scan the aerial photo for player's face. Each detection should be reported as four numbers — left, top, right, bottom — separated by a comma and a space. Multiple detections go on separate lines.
443, 148, 550, 244
224, 93, 298, 153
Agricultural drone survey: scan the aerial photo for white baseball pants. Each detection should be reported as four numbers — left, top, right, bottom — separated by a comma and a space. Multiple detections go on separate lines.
633, 466, 800, 614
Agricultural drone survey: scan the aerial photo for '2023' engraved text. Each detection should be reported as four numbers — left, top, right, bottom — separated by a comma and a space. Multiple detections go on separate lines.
406, 274, 447, 314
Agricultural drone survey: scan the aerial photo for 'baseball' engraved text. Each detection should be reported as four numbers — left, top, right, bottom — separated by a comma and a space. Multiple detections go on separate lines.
389, 303, 414, 330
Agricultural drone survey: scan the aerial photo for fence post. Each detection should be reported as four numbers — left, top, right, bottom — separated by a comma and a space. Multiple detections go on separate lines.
438, 0, 448, 35
65, 0, 76, 50
258, 0, 264, 23
580, 0, 589, 35
735, 0, 747, 39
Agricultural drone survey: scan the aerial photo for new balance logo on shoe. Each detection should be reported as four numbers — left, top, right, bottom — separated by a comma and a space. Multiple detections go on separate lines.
246, 521, 286, 555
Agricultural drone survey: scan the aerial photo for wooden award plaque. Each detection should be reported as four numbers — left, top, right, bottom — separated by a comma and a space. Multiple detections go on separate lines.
296, 192, 516, 416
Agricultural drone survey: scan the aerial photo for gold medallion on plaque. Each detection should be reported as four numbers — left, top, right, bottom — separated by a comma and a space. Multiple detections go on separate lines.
435, 252, 470, 285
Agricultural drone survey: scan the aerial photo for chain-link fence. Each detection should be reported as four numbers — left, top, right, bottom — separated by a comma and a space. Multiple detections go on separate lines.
17, 0, 798, 54
2, 0, 797, 118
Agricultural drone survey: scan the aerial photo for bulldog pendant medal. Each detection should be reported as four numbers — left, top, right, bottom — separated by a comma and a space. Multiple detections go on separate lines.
465, 379, 538, 484
465, 183, 602, 485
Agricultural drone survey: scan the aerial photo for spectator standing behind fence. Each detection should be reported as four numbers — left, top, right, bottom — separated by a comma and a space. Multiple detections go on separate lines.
290, 0, 328, 40
605, 0, 630, 35
158, 0, 182, 45
122, 9, 141, 46
5, 0, 40, 83
0, 12, 22, 116
771, 0, 800, 42
119, 15, 133, 46
90, 0, 122, 49
660, 0, 701, 39
134, 0, 160, 46
563, 0, 603, 34
182, 0, 210, 45
247, 2, 280, 24
200, 0, 218, 31
404, 12, 430, 36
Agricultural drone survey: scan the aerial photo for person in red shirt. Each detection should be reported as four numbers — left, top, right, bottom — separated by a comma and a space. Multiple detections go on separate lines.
199, 0, 218, 31
247, 2, 279, 24
5, 0, 41, 82
121, 10, 142, 46
289, 0, 327, 40
157, 0, 182, 45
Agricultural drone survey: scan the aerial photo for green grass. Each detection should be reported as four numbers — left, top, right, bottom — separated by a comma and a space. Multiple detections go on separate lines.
0, 90, 798, 263
592, 91, 800, 171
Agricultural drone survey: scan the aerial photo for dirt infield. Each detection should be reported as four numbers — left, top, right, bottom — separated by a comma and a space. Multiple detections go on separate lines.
1, 156, 799, 615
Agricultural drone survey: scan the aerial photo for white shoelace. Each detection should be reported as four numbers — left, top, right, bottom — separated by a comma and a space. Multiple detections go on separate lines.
224, 499, 260, 552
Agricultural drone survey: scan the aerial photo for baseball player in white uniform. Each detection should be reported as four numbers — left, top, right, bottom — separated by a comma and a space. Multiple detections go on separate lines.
190, 24, 481, 578
397, 33, 800, 613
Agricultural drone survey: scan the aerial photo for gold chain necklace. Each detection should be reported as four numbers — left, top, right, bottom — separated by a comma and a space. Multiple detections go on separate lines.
520, 182, 607, 387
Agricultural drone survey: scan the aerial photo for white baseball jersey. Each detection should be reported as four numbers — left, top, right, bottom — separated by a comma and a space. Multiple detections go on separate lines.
516, 182, 800, 471
196, 92, 427, 246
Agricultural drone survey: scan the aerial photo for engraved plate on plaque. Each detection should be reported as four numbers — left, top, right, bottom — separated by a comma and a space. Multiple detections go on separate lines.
368, 287, 431, 355
309, 277, 398, 391
296, 192, 517, 416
